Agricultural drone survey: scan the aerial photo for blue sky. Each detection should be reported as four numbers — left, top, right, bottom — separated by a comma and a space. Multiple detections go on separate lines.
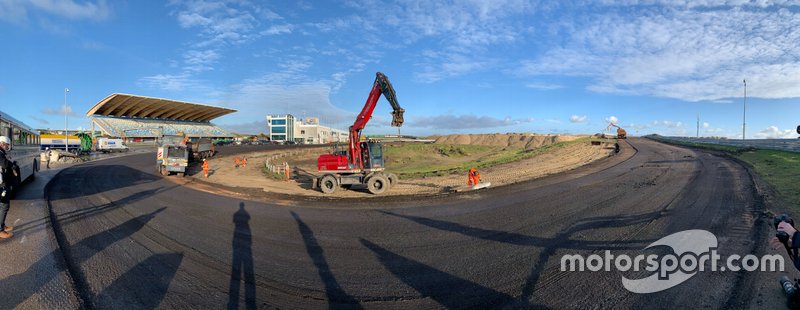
1, 0, 800, 138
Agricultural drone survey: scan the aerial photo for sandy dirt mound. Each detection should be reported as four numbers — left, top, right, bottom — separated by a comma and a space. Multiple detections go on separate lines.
193, 136, 616, 198
429, 133, 582, 150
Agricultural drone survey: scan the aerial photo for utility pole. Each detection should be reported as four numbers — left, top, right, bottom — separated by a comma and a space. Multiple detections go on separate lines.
64, 88, 70, 152
743, 79, 747, 140
696, 113, 700, 138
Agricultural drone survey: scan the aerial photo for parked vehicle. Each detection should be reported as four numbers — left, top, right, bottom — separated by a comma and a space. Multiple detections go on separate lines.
186, 138, 215, 160
156, 135, 188, 176
96, 137, 129, 153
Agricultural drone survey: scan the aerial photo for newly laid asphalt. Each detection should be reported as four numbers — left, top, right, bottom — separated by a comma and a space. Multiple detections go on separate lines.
1, 138, 786, 309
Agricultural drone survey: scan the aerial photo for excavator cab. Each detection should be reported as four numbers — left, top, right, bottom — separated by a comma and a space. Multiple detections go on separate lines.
361, 141, 384, 170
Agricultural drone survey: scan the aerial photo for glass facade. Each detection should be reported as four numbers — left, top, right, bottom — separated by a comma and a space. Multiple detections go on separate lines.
266, 114, 294, 141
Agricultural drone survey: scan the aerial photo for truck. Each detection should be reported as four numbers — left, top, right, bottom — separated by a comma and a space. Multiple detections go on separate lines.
604, 123, 627, 139
314, 72, 405, 195
96, 137, 129, 153
156, 135, 189, 176
186, 138, 215, 160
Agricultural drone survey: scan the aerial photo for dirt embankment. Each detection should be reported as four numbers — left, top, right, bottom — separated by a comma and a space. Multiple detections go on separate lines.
194, 134, 616, 198
428, 133, 580, 150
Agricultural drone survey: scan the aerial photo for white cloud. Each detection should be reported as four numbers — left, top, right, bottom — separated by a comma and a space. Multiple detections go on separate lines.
605, 116, 619, 124
336, 0, 537, 82
138, 74, 200, 92
42, 105, 78, 117
261, 24, 293, 35
28, 115, 49, 125
526, 82, 564, 90
410, 114, 535, 130
415, 52, 495, 83
518, 3, 800, 101
569, 115, 588, 123
183, 49, 220, 72
702, 122, 710, 128
652, 120, 683, 128
753, 126, 797, 139
0, 0, 110, 23
210, 61, 358, 127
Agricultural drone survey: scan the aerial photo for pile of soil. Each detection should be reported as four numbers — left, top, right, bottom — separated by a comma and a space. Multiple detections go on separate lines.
194, 133, 615, 198
428, 133, 581, 150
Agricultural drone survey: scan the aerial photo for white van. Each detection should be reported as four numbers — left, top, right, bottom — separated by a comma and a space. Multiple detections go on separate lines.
96, 138, 129, 153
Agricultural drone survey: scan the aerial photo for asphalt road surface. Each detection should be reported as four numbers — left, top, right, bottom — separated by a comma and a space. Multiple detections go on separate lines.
41, 138, 775, 309
656, 136, 800, 153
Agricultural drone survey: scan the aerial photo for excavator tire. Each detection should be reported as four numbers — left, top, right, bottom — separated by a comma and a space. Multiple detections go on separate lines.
386, 173, 398, 188
367, 174, 388, 195
319, 174, 338, 194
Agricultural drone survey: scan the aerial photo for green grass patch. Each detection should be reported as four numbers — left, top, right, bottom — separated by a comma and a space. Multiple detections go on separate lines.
262, 166, 288, 180
737, 150, 800, 207
649, 136, 800, 208
384, 138, 588, 178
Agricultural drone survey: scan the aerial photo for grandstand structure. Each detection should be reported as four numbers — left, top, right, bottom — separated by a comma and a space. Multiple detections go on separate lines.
86, 93, 236, 142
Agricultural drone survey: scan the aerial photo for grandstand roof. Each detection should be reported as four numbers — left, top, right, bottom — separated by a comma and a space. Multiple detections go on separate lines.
86, 93, 236, 122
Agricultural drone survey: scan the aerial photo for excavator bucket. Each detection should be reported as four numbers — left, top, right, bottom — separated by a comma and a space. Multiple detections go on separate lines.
391, 109, 405, 127
376, 72, 405, 127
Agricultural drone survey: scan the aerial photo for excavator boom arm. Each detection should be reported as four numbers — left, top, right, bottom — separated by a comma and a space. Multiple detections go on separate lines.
349, 72, 405, 168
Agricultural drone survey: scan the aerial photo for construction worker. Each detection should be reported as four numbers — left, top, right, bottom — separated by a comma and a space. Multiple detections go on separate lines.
0, 136, 14, 239
467, 168, 481, 186
242, 156, 247, 168
45, 147, 51, 169
202, 159, 209, 178
234, 156, 241, 169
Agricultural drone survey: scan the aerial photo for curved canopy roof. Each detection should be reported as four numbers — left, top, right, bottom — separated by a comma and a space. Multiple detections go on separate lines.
86, 93, 236, 122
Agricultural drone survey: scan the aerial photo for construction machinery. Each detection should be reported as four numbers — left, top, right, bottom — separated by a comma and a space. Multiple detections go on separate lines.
606, 122, 627, 139
186, 137, 215, 161
315, 72, 405, 195
156, 135, 189, 177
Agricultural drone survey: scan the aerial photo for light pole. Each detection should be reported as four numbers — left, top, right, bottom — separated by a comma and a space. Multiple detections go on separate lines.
64, 88, 70, 152
742, 80, 746, 140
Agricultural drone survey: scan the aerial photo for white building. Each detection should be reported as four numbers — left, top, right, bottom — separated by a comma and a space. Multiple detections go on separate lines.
266, 115, 348, 144
266, 114, 295, 142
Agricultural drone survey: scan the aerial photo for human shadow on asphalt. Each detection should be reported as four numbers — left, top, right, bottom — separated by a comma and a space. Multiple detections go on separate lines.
48, 164, 162, 200
359, 238, 516, 309
95, 253, 184, 308
380, 210, 663, 307
0, 207, 166, 308
227, 203, 257, 310
291, 211, 363, 309
14, 187, 172, 237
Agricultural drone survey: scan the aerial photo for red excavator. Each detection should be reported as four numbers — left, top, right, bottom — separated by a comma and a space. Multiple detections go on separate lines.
315, 72, 405, 194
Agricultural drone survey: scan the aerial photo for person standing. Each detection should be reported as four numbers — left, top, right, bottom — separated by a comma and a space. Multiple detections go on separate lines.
45, 147, 52, 169
202, 158, 209, 178
467, 168, 481, 186
0, 136, 14, 239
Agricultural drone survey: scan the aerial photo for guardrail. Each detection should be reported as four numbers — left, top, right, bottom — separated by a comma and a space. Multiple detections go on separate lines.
651, 136, 800, 153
